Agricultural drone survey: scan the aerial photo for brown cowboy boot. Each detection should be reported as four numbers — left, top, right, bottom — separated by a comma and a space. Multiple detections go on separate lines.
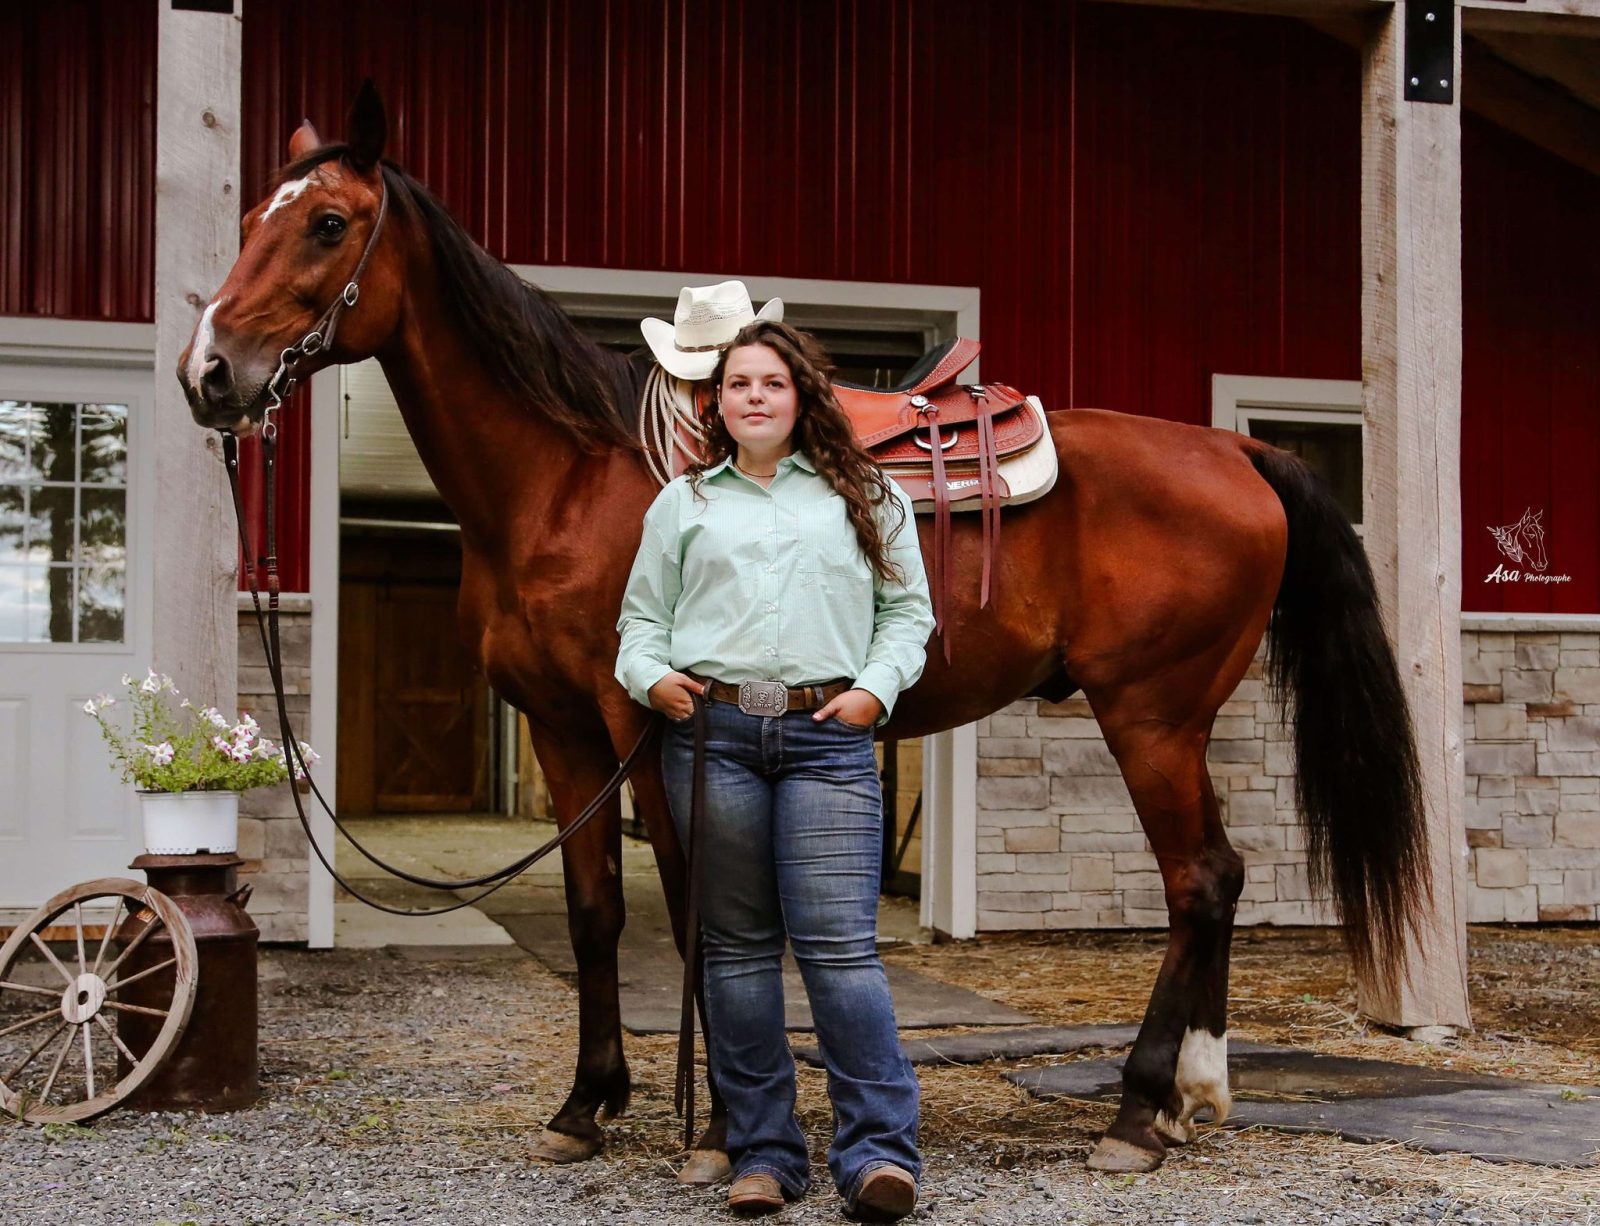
850, 1165, 917, 1222
727, 1172, 786, 1216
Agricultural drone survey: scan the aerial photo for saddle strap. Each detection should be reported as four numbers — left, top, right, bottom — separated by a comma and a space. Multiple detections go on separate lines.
926, 406, 953, 664
977, 395, 1000, 608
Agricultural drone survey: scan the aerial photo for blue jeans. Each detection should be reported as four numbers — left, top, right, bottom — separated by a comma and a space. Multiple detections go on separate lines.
662, 699, 921, 1202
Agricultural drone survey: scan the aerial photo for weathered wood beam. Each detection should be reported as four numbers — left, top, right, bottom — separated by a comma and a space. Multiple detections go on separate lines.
1463, 0, 1600, 38
1080, 0, 1391, 19
1465, 38, 1600, 176
1358, 1, 1473, 1030
154, 1, 240, 708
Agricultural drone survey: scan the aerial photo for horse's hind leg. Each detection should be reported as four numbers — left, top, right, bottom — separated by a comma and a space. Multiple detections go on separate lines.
1080, 693, 1244, 1173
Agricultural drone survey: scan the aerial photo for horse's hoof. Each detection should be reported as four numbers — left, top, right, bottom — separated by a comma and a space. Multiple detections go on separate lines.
677, 1148, 733, 1186
1153, 1110, 1197, 1146
529, 1127, 601, 1164
1087, 1136, 1164, 1173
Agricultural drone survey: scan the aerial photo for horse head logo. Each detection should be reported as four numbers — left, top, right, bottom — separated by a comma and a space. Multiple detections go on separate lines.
1488, 508, 1549, 573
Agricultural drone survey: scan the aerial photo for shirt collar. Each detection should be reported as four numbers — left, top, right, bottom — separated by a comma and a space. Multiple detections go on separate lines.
704, 451, 816, 479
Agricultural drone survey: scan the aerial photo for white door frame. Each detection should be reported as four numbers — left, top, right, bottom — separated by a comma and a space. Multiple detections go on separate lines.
305, 268, 983, 944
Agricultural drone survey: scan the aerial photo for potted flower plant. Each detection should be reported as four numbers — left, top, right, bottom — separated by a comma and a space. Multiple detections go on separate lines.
83, 670, 318, 855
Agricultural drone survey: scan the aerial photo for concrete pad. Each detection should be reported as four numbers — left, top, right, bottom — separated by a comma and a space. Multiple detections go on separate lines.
334, 897, 514, 949
1009, 1045, 1600, 1167
495, 911, 1029, 1034
793, 1023, 1139, 1068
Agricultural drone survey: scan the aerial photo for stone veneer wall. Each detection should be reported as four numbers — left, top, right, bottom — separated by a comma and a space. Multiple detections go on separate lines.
975, 624, 1600, 931
236, 596, 312, 943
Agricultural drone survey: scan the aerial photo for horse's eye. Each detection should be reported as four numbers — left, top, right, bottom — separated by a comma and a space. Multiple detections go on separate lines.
313, 215, 347, 242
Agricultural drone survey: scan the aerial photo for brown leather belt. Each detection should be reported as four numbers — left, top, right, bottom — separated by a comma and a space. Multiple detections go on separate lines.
690, 674, 851, 716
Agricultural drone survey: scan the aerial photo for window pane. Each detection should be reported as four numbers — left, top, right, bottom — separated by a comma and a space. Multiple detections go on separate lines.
1248, 420, 1362, 525
78, 488, 124, 565
26, 403, 77, 483
0, 403, 28, 480
0, 486, 21, 563
78, 563, 125, 643
80, 404, 128, 485
27, 485, 76, 564
0, 564, 49, 642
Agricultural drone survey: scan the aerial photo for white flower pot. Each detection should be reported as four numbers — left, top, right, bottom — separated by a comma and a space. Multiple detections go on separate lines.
138, 790, 240, 855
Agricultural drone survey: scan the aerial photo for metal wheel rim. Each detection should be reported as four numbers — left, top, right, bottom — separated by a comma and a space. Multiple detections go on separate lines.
0, 877, 198, 1124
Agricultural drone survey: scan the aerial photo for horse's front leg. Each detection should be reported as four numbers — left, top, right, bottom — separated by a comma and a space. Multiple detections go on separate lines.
525, 722, 631, 1163
630, 741, 732, 1184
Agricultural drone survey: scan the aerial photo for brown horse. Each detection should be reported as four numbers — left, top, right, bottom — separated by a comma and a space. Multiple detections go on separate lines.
178, 86, 1427, 1176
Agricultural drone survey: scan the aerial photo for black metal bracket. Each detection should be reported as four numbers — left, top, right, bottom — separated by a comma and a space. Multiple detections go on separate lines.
1404, 0, 1456, 104
171, 0, 235, 12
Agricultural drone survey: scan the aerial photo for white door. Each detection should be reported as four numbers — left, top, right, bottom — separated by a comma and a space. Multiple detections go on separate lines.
0, 361, 153, 918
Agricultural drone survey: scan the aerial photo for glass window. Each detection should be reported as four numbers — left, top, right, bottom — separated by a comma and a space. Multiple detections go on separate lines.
0, 400, 129, 644
1245, 417, 1362, 528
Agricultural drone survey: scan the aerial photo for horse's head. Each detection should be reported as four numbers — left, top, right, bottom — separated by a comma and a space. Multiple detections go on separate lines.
178, 82, 405, 435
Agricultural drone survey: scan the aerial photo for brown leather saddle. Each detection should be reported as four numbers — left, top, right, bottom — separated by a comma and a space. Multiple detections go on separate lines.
834, 338, 1040, 652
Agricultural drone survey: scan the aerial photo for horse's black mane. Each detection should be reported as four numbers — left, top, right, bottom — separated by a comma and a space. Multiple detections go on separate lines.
274, 148, 644, 452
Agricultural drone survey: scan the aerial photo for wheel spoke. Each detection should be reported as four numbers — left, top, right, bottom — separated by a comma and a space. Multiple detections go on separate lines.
90, 898, 123, 977
72, 903, 88, 976
0, 1005, 62, 1040
92, 1013, 139, 1067
104, 956, 177, 994
0, 980, 63, 1000
27, 932, 77, 987
4, 1020, 68, 1083
38, 1024, 75, 1104
100, 999, 168, 1020
99, 914, 163, 983
80, 1023, 95, 1099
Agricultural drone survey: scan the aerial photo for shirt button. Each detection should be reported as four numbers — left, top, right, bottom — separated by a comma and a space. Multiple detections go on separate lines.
766, 602, 777, 613
767, 564, 777, 574
765, 647, 777, 657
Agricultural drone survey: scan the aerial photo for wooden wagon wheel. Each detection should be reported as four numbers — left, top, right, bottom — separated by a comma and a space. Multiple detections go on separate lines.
0, 878, 197, 1124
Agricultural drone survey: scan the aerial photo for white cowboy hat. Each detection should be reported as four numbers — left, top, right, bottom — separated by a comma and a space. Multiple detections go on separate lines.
641, 280, 784, 381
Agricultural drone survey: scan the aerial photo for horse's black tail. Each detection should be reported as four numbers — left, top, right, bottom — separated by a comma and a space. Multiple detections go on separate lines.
1248, 445, 1429, 980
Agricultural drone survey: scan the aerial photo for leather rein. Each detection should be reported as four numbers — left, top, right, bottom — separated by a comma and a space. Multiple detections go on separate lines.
217, 173, 662, 918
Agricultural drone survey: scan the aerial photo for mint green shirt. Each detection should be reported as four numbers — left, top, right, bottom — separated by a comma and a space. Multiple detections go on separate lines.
615, 452, 933, 723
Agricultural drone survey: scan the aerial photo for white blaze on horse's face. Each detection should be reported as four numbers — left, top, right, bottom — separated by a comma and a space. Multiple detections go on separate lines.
262, 174, 316, 221
185, 298, 223, 392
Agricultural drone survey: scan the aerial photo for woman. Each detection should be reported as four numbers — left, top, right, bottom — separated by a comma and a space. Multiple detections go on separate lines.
616, 321, 934, 1219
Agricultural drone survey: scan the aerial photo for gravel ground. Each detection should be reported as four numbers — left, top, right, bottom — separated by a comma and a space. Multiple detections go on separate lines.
3, 933, 1598, 1225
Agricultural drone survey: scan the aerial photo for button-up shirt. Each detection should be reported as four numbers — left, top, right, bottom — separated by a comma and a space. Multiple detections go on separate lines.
615, 452, 933, 723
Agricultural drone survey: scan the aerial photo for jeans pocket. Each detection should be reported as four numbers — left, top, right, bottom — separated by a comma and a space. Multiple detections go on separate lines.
833, 715, 875, 732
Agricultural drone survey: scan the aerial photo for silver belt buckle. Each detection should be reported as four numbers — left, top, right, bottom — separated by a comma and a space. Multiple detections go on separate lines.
737, 680, 788, 717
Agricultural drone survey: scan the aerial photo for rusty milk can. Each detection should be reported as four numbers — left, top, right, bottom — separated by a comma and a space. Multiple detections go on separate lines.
116, 853, 259, 1110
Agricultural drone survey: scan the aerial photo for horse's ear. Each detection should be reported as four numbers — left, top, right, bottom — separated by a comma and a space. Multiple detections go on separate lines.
346, 80, 388, 173
288, 119, 323, 162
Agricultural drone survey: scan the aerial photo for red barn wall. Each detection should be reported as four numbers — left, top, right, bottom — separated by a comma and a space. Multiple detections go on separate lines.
3, 2, 1594, 611
1461, 115, 1600, 614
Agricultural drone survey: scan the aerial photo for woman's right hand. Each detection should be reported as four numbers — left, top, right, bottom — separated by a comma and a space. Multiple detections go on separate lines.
647, 671, 706, 721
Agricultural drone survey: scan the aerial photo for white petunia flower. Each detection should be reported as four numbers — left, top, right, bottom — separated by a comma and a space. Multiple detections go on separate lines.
212, 735, 232, 754
140, 670, 161, 694
202, 707, 229, 730
159, 674, 176, 692
228, 742, 253, 764
145, 742, 175, 766
94, 693, 115, 710
238, 713, 259, 733
120, 673, 132, 686
230, 724, 257, 744
296, 742, 321, 768
82, 699, 97, 716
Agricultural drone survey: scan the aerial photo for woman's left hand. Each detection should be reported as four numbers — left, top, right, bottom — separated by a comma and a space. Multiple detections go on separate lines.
813, 688, 883, 728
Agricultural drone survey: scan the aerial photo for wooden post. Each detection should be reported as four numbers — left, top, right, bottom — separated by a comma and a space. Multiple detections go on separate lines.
154, 2, 241, 708
1358, 2, 1472, 1029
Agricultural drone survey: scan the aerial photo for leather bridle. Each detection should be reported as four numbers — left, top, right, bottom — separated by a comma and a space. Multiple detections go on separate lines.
257, 175, 390, 439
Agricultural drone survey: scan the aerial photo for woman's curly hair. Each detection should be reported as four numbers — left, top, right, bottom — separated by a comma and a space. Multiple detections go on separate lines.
686, 320, 908, 585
